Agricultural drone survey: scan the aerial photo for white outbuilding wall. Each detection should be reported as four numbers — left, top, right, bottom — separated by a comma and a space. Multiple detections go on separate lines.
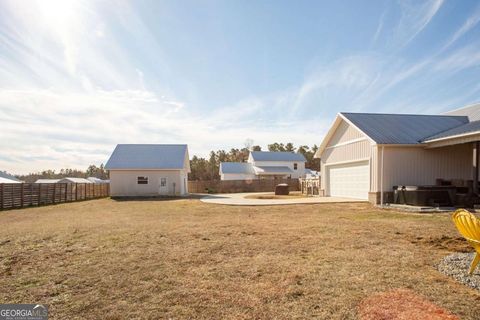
109, 170, 188, 196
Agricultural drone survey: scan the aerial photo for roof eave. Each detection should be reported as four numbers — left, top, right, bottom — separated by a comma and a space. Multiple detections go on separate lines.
422, 130, 480, 143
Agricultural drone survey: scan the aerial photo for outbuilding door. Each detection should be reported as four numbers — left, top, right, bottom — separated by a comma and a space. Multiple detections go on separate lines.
327, 161, 369, 200
159, 177, 168, 195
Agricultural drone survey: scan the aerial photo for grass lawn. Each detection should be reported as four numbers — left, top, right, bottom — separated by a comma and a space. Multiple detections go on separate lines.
1, 199, 479, 319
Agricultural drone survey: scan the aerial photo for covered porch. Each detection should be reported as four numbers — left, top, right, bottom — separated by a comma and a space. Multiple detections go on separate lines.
387, 126, 480, 208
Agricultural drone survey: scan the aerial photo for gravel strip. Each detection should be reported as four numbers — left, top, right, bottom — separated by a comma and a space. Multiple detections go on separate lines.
437, 252, 480, 291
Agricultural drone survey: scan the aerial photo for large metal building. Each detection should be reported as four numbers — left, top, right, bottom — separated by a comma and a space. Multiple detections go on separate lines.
315, 107, 480, 204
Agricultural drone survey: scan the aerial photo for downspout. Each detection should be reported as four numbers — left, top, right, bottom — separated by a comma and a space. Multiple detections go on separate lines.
380, 146, 384, 206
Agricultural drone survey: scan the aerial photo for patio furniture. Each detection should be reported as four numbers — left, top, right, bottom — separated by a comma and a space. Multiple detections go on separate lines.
452, 209, 480, 274
393, 185, 456, 206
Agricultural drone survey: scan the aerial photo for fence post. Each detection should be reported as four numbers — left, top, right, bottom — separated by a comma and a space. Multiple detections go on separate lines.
10, 184, 14, 208
53, 183, 57, 204
21, 183, 24, 208
39, 184, 43, 206
0, 184, 3, 210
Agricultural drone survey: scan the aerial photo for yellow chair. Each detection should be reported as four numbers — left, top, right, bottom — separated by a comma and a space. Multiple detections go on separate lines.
452, 209, 480, 274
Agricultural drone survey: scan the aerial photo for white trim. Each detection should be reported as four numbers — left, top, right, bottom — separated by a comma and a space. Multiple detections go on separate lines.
325, 137, 369, 149
380, 146, 384, 206
376, 144, 424, 147
323, 157, 370, 167
423, 130, 480, 143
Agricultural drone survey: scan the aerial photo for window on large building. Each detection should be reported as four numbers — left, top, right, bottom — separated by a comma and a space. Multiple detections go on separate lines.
294, 163, 298, 170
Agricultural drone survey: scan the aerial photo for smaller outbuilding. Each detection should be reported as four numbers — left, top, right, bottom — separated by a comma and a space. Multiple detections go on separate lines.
105, 144, 190, 197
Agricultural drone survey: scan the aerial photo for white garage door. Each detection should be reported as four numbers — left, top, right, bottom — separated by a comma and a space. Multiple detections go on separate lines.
327, 161, 370, 200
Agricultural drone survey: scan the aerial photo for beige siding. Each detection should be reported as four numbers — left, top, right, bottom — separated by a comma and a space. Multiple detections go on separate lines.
326, 119, 364, 147
110, 170, 188, 196
375, 144, 473, 192
370, 145, 379, 192
320, 139, 372, 189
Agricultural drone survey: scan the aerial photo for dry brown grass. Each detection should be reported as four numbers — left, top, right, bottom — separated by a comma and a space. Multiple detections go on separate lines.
1, 199, 479, 319
358, 288, 459, 320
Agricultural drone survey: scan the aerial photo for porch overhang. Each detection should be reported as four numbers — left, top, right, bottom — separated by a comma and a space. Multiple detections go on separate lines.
423, 131, 480, 149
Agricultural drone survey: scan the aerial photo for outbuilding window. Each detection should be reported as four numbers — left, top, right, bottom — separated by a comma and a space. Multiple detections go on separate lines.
294, 163, 298, 170
137, 176, 148, 184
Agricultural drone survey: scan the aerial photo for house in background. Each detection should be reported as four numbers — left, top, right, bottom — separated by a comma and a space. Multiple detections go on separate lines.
35, 179, 60, 183
105, 144, 190, 196
34, 177, 92, 184
87, 177, 110, 184
219, 151, 307, 180
316, 104, 480, 204
0, 171, 22, 183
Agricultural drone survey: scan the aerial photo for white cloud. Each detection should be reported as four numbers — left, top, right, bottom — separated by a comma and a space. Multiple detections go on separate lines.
392, 0, 443, 48
442, 5, 480, 51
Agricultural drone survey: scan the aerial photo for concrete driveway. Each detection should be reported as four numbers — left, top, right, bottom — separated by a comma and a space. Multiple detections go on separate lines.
199, 192, 366, 206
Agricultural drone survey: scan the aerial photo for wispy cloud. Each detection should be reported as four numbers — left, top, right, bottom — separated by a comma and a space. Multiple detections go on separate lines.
434, 42, 480, 72
441, 5, 480, 51
392, 0, 444, 48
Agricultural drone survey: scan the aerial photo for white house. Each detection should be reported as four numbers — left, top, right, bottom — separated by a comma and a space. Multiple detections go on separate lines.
219, 151, 307, 180
35, 179, 60, 183
87, 177, 110, 184
59, 177, 92, 184
105, 144, 190, 196
0, 171, 22, 183
34, 177, 92, 184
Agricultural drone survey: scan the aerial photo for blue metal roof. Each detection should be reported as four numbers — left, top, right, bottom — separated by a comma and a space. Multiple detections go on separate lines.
220, 162, 255, 174
423, 120, 480, 141
341, 112, 469, 144
105, 144, 188, 170
250, 151, 306, 162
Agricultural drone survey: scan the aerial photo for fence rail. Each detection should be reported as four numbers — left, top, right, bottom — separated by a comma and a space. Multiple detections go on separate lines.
188, 179, 299, 194
0, 183, 110, 210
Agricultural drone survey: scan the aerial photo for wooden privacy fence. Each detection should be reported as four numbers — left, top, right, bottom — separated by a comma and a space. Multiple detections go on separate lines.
188, 179, 300, 194
0, 183, 110, 210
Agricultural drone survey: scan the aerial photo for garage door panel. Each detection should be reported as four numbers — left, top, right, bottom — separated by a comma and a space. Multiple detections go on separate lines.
327, 161, 369, 200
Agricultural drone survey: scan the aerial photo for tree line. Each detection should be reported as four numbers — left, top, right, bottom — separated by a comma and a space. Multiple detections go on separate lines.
10, 142, 319, 182
189, 142, 320, 181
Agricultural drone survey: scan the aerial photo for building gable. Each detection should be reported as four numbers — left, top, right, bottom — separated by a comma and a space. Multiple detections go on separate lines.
326, 119, 366, 148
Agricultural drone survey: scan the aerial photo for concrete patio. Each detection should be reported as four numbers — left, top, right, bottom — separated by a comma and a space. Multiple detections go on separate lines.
199, 192, 366, 206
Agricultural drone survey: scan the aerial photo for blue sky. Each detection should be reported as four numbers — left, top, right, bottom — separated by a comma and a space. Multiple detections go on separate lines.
1, 0, 480, 174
